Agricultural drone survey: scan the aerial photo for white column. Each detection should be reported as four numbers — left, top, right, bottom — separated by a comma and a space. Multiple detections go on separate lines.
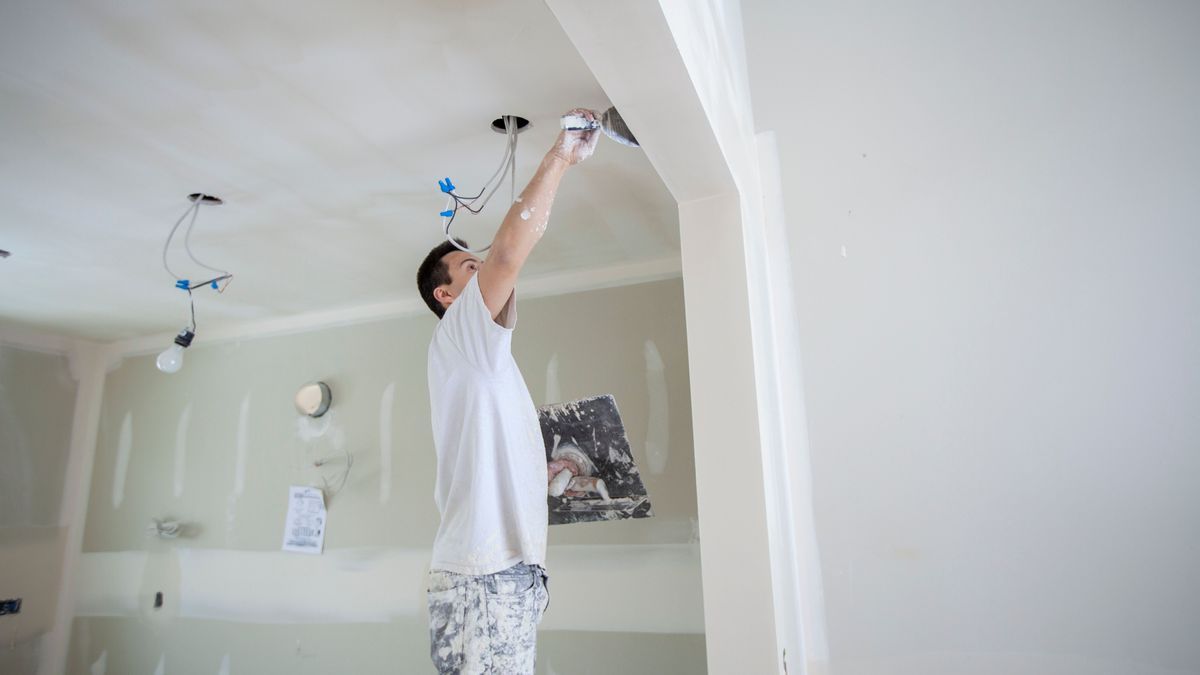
546, 0, 793, 671
678, 192, 782, 674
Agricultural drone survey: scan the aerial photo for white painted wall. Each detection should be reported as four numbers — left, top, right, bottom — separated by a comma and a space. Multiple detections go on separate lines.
548, 2, 828, 672
743, 1, 1200, 673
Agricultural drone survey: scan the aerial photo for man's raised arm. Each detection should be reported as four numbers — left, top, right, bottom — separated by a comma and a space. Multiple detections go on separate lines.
476, 108, 600, 319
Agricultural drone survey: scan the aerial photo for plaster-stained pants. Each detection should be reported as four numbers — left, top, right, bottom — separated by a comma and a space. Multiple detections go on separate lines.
427, 563, 550, 674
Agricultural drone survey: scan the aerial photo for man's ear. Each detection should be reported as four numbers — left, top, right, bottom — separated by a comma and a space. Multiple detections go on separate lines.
433, 285, 453, 308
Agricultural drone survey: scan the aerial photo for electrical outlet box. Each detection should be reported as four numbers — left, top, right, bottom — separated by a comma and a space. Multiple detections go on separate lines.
0, 598, 21, 616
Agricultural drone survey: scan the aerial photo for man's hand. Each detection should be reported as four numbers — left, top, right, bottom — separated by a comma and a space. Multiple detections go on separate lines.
551, 108, 601, 166
547, 458, 581, 482
547, 458, 582, 498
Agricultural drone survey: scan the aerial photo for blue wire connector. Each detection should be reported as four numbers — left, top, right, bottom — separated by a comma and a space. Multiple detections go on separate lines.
210, 280, 219, 289
438, 177, 456, 194
175, 280, 190, 290
440, 210, 454, 218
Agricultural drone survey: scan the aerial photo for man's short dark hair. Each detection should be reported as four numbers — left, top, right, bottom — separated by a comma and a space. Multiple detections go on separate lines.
416, 239, 468, 319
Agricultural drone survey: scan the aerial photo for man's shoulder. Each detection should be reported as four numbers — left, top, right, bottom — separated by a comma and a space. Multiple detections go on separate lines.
429, 318, 453, 350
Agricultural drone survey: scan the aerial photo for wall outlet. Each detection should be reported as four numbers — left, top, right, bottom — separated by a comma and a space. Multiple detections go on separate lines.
0, 598, 21, 616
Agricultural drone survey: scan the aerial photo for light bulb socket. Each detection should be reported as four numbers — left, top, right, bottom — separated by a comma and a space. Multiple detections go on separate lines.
174, 329, 195, 348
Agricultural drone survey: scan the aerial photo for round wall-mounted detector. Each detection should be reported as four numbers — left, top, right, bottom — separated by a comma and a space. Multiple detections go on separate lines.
491, 116, 530, 134
295, 381, 332, 417
187, 193, 224, 205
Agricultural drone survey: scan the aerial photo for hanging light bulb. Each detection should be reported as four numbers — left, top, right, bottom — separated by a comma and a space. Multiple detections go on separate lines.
156, 328, 195, 374
157, 192, 233, 376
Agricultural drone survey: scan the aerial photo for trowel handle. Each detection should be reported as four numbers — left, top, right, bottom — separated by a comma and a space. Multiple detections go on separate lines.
560, 113, 601, 131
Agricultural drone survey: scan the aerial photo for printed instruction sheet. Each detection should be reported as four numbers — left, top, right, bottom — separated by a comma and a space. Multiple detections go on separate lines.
282, 485, 326, 554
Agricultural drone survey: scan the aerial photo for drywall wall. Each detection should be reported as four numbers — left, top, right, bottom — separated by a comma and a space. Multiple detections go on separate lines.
67, 278, 705, 674
0, 344, 78, 674
743, 1, 1200, 674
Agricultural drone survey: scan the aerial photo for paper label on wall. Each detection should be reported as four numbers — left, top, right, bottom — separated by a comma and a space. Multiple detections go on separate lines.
282, 485, 326, 554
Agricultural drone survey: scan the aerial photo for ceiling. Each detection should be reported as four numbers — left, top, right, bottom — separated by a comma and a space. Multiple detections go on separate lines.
0, 0, 679, 341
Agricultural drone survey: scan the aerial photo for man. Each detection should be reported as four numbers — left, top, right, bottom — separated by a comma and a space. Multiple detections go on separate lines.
415, 108, 600, 674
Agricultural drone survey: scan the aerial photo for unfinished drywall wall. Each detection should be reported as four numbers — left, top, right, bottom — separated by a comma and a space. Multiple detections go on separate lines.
0, 344, 78, 674
67, 278, 704, 674
743, 1, 1200, 674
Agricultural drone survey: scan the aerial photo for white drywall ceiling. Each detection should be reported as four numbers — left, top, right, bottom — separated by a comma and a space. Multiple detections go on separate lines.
0, 0, 678, 340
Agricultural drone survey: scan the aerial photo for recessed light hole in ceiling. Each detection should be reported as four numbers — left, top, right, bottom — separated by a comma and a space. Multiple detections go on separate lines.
490, 116, 530, 134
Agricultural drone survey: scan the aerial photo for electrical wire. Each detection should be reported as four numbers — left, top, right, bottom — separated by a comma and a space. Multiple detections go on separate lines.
183, 198, 229, 277
162, 200, 201, 281
162, 196, 235, 336
441, 116, 520, 254
314, 451, 354, 497
163, 198, 234, 291
453, 129, 513, 211
458, 118, 517, 213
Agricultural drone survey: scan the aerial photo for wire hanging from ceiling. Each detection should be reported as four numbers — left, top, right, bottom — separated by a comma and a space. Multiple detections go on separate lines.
161, 194, 233, 333
157, 194, 234, 374
437, 115, 522, 255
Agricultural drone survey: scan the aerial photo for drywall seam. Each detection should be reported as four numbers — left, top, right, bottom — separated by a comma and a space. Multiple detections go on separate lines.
545, 353, 561, 405
752, 130, 827, 672
234, 394, 250, 497
379, 382, 395, 504
173, 404, 191, 498
111, 412, 132, 509
643, 339, 670, 474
